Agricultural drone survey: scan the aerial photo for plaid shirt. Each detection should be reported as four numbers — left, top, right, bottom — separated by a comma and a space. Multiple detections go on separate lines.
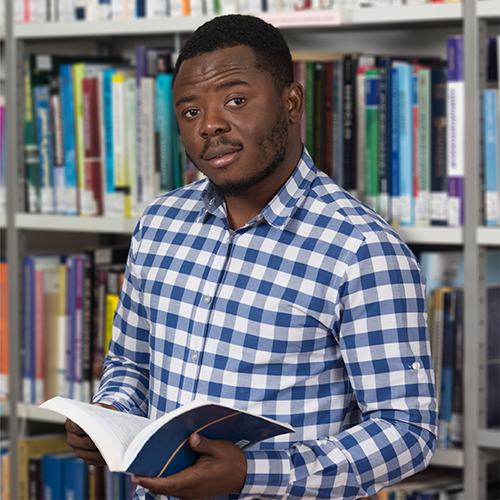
93, 150, 438, 500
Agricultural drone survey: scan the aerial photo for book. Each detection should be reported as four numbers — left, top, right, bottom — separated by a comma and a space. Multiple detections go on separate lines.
0, 261, 8, 401
483, 88, 499, 226
446, 35, 465, 227
63, 456, 89, 500
42, 451, 77, 500
40, 397, 295, 477
430, 66, 448, 226
487, 285, 500, 429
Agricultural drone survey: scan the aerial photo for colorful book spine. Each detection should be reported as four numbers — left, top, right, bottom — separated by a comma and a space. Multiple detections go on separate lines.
0, 261, 7, 401
125, 78, 138, 217
390, 66, 401, 226
140, 77, 157, 208
483, 89, 500, 226
396, 62, 414, 226
416, 67, 431, 226
34, 257, 46, 404
59, 65, 79, 215
23, 256, 35, 404
156, 73, 175, 193
355, 65, 367, 204
430, 66, 448, 226
24, 57, 41, 213
34, 86, 56, 214
57, 259, 68, 397
83, 77, 105, 216
74, 255, 85, 402
446, 35, 465, 227
65, 255, 76, 400
364, 68, 380, 213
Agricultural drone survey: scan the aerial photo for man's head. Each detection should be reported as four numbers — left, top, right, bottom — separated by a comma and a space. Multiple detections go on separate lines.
173, 14, 294, 93
172, 16, 304, 206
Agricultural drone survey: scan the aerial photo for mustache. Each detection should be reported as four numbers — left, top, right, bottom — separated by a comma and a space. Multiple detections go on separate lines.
199, 136, 244, 159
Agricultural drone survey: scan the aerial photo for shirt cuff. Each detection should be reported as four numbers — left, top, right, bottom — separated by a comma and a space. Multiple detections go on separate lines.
241, 449, 291, 499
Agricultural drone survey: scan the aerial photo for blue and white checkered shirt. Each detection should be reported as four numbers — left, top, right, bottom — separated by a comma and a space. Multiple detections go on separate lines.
93, 150, 438, 500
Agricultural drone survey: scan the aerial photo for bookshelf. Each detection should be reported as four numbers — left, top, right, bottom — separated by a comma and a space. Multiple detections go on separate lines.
3, 1, 499, 499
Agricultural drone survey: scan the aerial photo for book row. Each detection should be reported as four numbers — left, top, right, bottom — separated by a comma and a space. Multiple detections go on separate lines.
21, 37, 499, 227
22, 47, 205, 220
12, 0, 462, 24
1, 434, 135, 500
419, 249, 500, 449
21, 247, 128, 406
297, 34, 499, 228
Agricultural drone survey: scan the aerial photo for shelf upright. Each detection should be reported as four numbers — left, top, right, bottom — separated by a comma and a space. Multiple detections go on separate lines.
5, 0, 22, 499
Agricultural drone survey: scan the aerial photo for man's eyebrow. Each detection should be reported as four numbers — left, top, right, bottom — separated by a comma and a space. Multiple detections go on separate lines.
175, 95, 197, 107
175, 79, 250, 107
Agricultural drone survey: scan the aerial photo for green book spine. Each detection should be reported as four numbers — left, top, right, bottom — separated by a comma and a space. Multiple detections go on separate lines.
364, 68, 380, 213
24, 56, 41, 213
72, 63, 87, 214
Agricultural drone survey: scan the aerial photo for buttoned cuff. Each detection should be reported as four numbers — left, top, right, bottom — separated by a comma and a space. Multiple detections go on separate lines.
241, 449, 291, 499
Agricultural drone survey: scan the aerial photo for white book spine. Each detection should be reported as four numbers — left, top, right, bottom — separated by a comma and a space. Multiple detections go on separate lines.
112, 75, 127, 217
147, 0, 168, 16
140, 78, 157, 208
125, 78, 138, 218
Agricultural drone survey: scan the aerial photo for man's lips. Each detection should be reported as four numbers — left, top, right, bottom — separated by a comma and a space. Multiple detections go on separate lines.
203, 148, 241, 168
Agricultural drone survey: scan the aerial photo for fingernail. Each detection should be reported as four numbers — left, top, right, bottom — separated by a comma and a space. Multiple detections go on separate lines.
192, 434, 201, 446
131, 476, 139, 484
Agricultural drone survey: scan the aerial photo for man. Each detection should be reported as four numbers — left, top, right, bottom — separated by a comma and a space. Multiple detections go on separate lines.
66, 14, 437, 500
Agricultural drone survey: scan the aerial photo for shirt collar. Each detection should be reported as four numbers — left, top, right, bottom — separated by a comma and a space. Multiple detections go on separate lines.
199, 148, 318, 230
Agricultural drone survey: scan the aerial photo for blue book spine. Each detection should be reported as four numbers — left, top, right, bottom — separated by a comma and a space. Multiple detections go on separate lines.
102, 68, 116, 215
397, 63, 414, 226
390, 66, 400, 225
438, 290, 456, 449
23, 256, 35, 404
34, 86, 56, 214
446, 35, 465, 227
59, 65, 78, 215
63, 457, 89, 500
136, 0, 146, 16
156, 74, 174, 193
378, 57, 391, 223
42, 453, 67, 500
483, 89, 500, 226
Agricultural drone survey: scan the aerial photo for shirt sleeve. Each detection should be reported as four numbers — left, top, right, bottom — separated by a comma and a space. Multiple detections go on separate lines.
241, 231, 438, 499
92, 223, 151, 418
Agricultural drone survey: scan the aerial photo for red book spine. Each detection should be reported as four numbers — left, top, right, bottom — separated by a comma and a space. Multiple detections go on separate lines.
83, 77, 104, 216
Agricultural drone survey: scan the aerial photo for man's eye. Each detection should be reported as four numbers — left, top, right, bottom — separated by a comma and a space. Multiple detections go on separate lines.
184, 109, 199, 118
227, 97, 245, 107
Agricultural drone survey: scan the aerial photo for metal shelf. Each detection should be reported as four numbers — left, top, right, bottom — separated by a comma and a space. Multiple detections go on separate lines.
17, 403, 66, 424
477, 227, 500, 246
13, 3, 464, 40
476, 0, 500, 19
394, 226, 463, 245
431, 447, 465, 469
16, 213, 138, 234
476, 429, 500, 450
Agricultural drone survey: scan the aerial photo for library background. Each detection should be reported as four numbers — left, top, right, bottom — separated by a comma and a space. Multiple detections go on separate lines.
0, 0, 499, 497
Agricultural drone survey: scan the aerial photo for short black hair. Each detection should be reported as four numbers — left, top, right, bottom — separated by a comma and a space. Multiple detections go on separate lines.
173, 14, 294, 92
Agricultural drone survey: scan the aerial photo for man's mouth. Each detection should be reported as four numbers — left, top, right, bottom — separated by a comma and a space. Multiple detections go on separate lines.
203, 148, 241, 168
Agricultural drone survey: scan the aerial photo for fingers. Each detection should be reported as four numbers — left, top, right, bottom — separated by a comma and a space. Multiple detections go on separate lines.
65, 418, 107, 467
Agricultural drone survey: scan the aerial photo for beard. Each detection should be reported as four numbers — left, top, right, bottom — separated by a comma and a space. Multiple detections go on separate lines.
185, 106, 289, 198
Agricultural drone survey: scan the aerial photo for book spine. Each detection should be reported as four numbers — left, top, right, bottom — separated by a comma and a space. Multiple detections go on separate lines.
314, 62, 326, 174
451, 288, 464, 448
146, 0, 168, 16
483, 89, 500, 226
156, 73, 174, 193
112, 73, 129, 217
397, 63, 414, 226
140, 77, 157, 208
57, 260, 68, 397
446, 35, 465, 227
74, 255, 85, 401
125, 78, 138, 218
49, 80, 67, 215
93, 268, 107, 394
415, 67, 431, 226
34, 85, 56, 214
332, 60, 343, 187
378, 58, 391, 223
343, 54, 357, 192
304, 61, 315, 159
24, 57, 41, 213
364, 68, 380, 214
59, 65, 79, 215
430, 66, 448, 226
73, 64, 92, 216
23, 257, 35, 404
323, 62, 333, 180
390, 66, 401, 226
34, 258, 46, 404
0, 262, 8, 401
82, 254, 93, 403
105, 269, 121, 355
66, 255, 76, 400
412, 69, 419, 225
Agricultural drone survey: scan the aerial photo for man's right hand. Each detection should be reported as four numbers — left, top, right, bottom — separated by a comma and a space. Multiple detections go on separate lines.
65, 403, 117, 466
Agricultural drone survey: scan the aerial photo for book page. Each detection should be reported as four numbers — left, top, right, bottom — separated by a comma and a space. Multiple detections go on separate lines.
40, 396, 151, 471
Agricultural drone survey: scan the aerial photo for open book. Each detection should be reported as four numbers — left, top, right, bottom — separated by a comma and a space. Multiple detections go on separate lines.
39, 397, 294, 478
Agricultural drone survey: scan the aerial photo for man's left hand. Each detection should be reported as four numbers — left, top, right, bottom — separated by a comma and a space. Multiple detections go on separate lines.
131, 433, 247, 499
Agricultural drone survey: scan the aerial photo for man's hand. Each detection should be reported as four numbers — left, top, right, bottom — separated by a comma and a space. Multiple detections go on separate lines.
131, 433, 247, 500
65, 403, 117, 466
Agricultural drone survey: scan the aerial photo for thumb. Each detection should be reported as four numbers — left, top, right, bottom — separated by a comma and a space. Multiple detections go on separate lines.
189, 433, 211, 453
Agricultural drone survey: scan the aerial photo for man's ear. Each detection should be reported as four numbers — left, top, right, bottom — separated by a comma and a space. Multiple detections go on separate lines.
286, 82, 304, 124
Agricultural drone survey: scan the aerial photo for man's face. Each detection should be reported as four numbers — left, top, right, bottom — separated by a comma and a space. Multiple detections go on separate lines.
173, 45, 291, 197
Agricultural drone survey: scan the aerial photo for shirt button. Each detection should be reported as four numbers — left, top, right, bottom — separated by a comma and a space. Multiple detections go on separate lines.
210, 198, 215, 205
204, 295, 211, 304
225, 236, 230, 245
412, 362, 421, 370
191, 352, 199, 362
